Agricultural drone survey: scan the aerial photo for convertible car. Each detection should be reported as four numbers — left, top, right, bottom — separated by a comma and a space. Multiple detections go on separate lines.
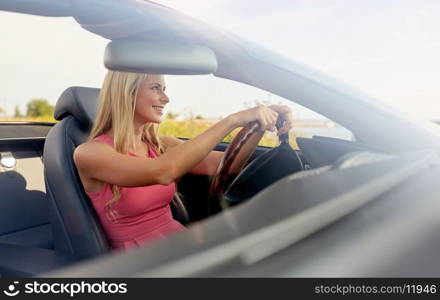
1, 0, 440, 278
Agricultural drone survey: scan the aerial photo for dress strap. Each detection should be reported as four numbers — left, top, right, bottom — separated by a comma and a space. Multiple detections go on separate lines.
93, 132, 114, 146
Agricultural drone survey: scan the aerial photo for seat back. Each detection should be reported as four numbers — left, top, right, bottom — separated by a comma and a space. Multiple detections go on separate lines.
43, 87, 109, 258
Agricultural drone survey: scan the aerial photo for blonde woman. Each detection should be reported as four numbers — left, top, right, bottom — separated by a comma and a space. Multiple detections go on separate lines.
73, 71, 293, 251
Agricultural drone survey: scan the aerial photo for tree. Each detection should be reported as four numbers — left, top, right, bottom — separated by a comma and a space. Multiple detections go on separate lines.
0, 107, 4, 116
166, 112, 179, 120
26, 98, 54, 117
14, 105, 22, 117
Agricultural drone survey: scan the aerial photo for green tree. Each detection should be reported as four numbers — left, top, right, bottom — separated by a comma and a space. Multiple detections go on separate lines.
0, 107, 4, 116
26, 98, 54, 117
14, 105, 22, 117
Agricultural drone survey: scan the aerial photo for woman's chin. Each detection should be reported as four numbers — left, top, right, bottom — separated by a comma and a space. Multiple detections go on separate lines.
150, 112, 164, 124
147, 117, 162, 124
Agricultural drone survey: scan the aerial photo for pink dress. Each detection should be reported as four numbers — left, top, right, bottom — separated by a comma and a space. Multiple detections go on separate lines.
85, 133, 186, 251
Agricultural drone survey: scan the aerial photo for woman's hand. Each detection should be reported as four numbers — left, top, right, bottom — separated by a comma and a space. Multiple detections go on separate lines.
229, 105, 279, 132
268, 104, 293, 136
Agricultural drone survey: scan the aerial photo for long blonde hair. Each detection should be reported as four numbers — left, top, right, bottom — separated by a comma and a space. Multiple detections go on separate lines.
89, 71, 186, 221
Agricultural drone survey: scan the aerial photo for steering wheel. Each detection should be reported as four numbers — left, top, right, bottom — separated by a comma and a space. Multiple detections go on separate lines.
209, 117, 304, 209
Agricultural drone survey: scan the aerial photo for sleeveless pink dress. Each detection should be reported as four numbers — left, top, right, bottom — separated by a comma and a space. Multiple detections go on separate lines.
85, 133, 186, 251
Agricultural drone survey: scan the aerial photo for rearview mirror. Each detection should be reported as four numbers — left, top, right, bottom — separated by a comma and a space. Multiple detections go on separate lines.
104, 39, 218, 75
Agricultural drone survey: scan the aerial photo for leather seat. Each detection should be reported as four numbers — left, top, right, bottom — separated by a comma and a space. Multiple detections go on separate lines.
44, 87, 110, 259
44, 86, 189, 259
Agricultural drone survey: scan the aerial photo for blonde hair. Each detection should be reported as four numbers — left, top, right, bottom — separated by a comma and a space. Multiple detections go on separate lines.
89, 71, 186, 221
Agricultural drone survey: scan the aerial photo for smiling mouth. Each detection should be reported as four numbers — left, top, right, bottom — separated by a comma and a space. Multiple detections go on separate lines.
152, 105, 164, 113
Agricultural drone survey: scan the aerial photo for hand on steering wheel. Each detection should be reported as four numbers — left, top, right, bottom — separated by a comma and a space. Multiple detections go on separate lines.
268, 104, 293, 136
209, 108, 292, 200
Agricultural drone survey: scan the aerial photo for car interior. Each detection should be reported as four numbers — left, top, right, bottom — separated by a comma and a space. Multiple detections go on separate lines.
0, 82, 384, 277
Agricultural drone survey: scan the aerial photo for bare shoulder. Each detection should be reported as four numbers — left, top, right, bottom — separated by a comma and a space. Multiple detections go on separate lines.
160, 135, 184, 149
73, 140, 114, 170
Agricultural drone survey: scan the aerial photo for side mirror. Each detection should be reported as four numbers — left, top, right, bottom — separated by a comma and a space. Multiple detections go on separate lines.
104, 39, 218, 75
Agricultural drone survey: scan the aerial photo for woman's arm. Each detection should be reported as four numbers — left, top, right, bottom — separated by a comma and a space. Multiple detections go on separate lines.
160, 135, 221, 175
160, 104, 293, 176
161, 129, 265, 176
75, 115, 237, 187
74, 106, 279, 187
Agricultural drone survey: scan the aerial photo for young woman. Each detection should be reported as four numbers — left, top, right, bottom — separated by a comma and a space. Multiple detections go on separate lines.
73, 71, 293, 251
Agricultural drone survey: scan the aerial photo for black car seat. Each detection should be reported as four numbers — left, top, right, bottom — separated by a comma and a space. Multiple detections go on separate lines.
43, 87, 109, 259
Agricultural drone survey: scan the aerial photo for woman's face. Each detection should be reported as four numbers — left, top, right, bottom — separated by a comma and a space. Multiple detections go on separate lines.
134, 75, 169, 124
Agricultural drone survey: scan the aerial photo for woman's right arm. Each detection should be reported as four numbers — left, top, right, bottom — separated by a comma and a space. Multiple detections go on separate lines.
74, 106, 278, 187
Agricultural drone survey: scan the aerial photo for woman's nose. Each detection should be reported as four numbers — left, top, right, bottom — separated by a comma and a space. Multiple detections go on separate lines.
160, 93, 170, 104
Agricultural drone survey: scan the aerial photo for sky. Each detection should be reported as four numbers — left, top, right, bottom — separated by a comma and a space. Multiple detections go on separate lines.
0, 0, 439, 120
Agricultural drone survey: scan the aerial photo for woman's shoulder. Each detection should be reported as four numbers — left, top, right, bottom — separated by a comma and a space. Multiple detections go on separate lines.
74, 135, 115, 167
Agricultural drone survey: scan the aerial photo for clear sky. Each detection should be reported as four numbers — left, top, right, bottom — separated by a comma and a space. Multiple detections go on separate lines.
1, 0, 439, 120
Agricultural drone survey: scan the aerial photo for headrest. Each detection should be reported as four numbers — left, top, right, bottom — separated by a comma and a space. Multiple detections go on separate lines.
54, 87, 100, 128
